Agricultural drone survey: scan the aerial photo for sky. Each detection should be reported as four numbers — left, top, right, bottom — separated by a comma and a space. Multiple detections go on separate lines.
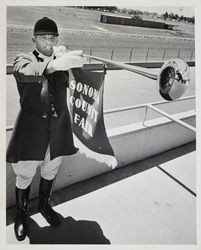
117, 6, 194, 17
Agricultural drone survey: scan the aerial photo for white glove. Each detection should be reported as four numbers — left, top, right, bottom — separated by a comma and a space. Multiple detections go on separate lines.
51, 50, 87, 71
53, 46, 67, 58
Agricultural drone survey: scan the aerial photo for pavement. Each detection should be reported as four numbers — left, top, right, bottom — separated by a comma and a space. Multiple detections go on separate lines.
6, 142, 197, 245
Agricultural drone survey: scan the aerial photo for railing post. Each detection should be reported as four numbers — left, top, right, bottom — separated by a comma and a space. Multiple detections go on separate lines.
129, 48, 133, 62
189, 49, 194, 61
143, 105, 148, 126
111, 48, 114, 60
162, 48, 166, 61
177, 48, 181, 58
145, 48, 149, 62
89, 48, 93, 63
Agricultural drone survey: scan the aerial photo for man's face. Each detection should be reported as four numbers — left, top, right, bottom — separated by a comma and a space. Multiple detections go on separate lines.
32, 34, 58, 56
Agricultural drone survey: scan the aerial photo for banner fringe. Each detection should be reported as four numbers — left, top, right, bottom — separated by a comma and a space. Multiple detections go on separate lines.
73, 134, 118, 169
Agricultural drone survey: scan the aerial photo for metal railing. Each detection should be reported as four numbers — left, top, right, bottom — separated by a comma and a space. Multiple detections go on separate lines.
145, 103, 196, 133
6, 95, 196, 133
105, 95, 196, 133
66, 47, 195, 63
8, 46, 194, 64
104, 95, 195, 115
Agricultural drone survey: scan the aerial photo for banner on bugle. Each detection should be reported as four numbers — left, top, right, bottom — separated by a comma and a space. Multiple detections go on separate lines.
69, 68, 117, 169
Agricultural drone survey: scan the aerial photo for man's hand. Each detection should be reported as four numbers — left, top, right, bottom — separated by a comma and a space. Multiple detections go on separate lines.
53, 50, 86, 70
46, 50, 87, 73
53, 46, 67, 58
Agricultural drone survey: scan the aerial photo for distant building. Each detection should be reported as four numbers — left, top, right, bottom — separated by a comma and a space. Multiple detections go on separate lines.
100, 14, 174, 30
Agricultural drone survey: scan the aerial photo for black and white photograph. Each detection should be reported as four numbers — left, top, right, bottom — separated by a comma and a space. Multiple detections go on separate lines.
0, 0, 200, 248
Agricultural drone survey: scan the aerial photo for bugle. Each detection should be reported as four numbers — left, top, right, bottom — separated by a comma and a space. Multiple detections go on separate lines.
84, 54, 190, 101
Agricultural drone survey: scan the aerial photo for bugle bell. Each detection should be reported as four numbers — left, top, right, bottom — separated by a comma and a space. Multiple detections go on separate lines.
157, 58, 190, 101
84, 54, 190, 101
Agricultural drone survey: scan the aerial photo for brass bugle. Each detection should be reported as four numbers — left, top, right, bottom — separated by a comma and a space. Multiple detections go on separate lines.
84, 54, 190, 101
84, 54, 158, 80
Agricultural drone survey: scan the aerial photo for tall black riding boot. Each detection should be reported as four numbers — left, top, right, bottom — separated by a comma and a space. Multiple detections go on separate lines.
38, 177, 60, 227
14, 186, 30, 241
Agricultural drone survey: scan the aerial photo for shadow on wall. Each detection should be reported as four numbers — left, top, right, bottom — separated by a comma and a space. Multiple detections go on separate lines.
26, 214, 110, 244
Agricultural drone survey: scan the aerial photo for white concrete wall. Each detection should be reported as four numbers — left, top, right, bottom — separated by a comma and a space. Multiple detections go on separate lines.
6, 110, 195, 207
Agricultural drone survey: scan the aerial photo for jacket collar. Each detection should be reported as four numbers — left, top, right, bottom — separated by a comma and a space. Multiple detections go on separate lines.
33, 49, 54, 62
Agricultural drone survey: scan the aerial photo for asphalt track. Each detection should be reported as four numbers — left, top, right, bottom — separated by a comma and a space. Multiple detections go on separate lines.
7, 24, 194, 41
7, 6, 194, 37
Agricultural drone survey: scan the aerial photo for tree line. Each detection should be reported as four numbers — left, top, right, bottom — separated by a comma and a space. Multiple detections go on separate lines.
75, 6, 194, 24
162, 12, 194, 24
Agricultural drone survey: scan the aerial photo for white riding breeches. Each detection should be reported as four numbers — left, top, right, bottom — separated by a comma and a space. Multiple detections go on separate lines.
12, 145, 63, 189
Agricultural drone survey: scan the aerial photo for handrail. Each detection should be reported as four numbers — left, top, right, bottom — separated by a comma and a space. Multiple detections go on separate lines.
104, 95, 195, 114
147, 104, 196, 133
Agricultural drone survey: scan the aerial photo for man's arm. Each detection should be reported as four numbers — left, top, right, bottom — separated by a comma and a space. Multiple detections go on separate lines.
13, 53, 50, 83
13, 50, 87, 82
45, 50, 87, 74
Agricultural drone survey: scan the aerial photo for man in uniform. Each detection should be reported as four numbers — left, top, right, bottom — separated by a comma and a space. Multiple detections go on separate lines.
6, 17, 86, 241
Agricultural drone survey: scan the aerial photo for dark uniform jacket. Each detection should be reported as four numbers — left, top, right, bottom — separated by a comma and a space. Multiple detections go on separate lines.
6, 50, 78, 163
